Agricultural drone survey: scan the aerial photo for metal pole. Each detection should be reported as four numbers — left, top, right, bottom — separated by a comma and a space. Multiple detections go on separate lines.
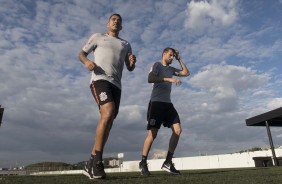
0, 106, 4, 127
265, 121, 279, 166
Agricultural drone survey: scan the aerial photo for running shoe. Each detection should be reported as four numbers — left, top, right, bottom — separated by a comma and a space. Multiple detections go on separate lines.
161, 161, 180, 175
92, 161, 106, 179
82, 161, 94, 179
139, 161, 151, 176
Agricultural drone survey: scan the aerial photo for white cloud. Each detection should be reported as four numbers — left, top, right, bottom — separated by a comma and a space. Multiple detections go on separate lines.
1, 0, 282, 168
253, 90, 272, 96
189, 64, 269, 112
185, 0, 238, 32
267, 98, 282, 110
190, 64, 268, 92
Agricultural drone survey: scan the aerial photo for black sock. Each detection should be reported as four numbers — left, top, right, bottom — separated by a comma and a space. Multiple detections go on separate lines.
94, 150, 103, 163
90, 154, 95, 160
165, 151, 174, 162
87, 154, 95, 167
141, 155, 148, 163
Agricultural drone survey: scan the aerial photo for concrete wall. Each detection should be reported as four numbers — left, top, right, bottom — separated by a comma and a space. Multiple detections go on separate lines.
120, 148, 282, 172
31, 148, 282, 175
0, 170, 28, 176
30, 170, 83, 175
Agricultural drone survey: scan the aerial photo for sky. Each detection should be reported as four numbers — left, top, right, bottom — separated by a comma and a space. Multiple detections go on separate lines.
1, 0, 282, 168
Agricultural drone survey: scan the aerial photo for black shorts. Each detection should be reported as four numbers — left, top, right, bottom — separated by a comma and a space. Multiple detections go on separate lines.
90, 80, 121, 119
147, 101, 180, 130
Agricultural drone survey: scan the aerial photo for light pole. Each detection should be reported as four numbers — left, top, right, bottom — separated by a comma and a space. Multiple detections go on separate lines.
0, 105, 4, 127
118, 153, 124, 172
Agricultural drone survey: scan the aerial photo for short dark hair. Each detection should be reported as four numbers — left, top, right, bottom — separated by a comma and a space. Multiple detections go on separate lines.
109, 13, 122, 22
162, 47, 175, 57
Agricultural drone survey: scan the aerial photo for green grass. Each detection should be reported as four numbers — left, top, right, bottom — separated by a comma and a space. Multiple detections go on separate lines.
1, 167, 282, 184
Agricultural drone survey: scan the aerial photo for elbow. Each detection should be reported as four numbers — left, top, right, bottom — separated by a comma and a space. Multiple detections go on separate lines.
183, 71, 190, 77
78, 54, 82, 62
148, 74, 154, 83
78, 50, 87, 61
148, 77, 157, 83
78, 52, 82, 61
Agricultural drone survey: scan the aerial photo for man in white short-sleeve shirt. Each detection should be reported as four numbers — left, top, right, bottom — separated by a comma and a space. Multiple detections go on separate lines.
79, 13, 136, 179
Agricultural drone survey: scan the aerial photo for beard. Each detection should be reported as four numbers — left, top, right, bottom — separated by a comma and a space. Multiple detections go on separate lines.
166, 59, 172, 65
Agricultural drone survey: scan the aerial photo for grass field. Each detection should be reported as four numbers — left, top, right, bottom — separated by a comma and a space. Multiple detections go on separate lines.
1, 167, 282, 184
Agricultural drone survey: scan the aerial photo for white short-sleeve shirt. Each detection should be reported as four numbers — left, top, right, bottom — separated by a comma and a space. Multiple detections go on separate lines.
82, 33, 132, 89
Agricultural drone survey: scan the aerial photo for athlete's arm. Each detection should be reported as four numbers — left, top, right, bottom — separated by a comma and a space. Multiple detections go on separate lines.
78, 50, 97, 71
148, 72, 181, 86
173, 49, 190, 77
125, 53, 136, 71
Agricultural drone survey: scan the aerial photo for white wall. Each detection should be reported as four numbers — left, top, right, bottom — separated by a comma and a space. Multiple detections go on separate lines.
120, 148, 282, 172
31, 148, 282, 175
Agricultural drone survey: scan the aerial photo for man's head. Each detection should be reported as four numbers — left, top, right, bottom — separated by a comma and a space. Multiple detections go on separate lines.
162, 47, 176, 65
107, 13, 122, 32
109, 13, 122, 23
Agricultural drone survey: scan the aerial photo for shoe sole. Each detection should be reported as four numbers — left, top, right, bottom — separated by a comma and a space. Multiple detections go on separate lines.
161, 166, 180, 175
82, 170, 94, 180
139, 165, 151, 176
82, 170, 106, 179
141, 173, 151, 176
93, 175, 105, 179
140, 170, 151, 176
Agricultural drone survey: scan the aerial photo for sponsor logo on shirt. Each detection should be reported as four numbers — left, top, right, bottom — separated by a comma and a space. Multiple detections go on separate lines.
121, 41, 128, 47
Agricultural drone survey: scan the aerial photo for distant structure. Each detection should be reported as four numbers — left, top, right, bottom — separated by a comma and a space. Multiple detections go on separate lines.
109, 159, 120, 167
246, 107, 282, 166
0, 105, 4, 127
152, 149, 166, 159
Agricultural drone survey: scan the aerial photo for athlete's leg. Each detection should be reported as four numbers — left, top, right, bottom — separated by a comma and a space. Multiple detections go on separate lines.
168, 122, 182, 153
91, 101, 115, 156
142, 128, 158, 157
161, 123, 182, 174
139, 128, 158, 176
86, 81, 117, 179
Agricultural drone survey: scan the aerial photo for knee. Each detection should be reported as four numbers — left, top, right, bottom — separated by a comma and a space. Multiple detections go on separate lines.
152, 133, 157, 140
100, 106, 115, 122
101, 111, 115, 122
174, 127, 182, 136
148, 130, 158, 140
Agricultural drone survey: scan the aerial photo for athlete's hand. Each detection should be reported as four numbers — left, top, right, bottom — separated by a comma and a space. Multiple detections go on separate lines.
85, 60, 95, 71
126, 53, 136, 71
128, 53, 136, 65
169, 78, 181, 86
173, 48, 181, 61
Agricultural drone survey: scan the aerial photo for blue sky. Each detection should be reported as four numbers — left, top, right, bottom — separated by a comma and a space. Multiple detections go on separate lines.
1, 0, 282, 168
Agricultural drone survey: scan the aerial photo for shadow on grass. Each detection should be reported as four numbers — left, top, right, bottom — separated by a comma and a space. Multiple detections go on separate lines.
3, 168, 282, 184
187, 167, 271, 175
105, 171, 186, 181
